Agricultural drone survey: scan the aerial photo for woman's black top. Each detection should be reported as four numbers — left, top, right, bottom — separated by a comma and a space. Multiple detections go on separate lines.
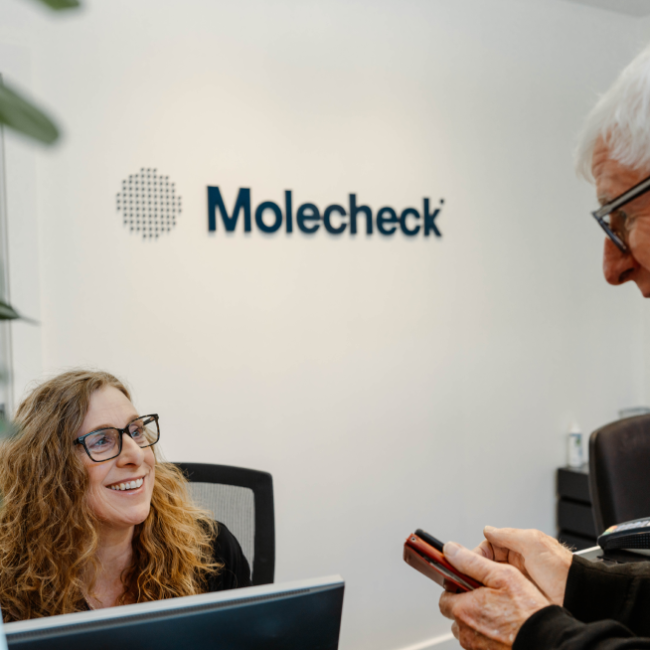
207, 521, 251, 591
514, 555, 650, 649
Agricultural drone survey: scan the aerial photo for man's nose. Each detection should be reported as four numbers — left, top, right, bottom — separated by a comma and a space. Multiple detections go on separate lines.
603, 238, 638, 285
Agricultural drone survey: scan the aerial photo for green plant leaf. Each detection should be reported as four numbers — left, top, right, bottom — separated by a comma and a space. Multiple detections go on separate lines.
0, 82, 59, 145
0, 300, 19, 321
30, 0, 80, 9
0, 299, 37, 324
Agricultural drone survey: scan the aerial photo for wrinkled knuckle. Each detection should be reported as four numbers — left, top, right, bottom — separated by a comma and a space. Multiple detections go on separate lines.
439, 593, 459, 620
501, 562, 515, 575
459, 626, 476, 650
450, 598, 471, 624
448, 599, 461, 620
500, 563, 520, 583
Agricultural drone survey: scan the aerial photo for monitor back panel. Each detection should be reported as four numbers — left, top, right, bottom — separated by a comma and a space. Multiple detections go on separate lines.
5, 585, 344, 650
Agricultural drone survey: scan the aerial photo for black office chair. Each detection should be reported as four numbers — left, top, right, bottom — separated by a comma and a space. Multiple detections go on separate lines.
173, 462, 275, 586
589, 414, 650, 534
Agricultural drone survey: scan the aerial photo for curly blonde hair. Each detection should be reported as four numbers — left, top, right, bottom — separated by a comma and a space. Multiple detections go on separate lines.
0, 369, 221, 622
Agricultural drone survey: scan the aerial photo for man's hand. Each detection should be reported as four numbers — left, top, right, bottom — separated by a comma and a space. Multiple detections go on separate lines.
439, 542, 550, 649
474, 527, 573, 605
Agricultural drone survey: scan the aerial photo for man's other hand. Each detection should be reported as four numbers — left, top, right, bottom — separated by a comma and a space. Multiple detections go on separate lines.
474, 527, 573, 605
439, 542, 550, 649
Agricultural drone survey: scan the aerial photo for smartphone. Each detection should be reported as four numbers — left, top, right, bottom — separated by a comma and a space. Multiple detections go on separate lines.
415, 529, 445, 552
403, 530, 483, 593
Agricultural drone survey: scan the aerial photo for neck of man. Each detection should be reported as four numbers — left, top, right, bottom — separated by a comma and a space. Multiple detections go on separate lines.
87, 524, 136, 608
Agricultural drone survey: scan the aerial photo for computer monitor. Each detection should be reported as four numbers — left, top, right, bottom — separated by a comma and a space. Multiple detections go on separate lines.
4, 575, 344, 650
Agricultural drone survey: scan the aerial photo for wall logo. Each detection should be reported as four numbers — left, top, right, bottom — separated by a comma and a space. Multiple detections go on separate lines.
207, 187, 443, 238
116, 168, 182, 240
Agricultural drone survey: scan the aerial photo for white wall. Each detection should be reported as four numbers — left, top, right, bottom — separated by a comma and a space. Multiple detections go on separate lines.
1, 0, 649, 648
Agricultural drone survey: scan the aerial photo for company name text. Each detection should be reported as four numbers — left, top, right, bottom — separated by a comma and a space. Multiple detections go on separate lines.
207, 188, 443, 237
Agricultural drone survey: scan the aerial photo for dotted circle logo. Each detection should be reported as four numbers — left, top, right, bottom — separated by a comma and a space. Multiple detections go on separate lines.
116, 168, 182, 240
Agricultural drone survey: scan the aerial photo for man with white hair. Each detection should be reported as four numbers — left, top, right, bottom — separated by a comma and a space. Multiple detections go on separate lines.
439, 46, 650, 649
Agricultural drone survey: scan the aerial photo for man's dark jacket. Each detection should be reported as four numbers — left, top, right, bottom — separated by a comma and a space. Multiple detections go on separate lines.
515, 556, 650, 649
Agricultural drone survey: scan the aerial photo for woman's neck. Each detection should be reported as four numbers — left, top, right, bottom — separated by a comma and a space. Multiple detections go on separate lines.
87, 525, 135, 609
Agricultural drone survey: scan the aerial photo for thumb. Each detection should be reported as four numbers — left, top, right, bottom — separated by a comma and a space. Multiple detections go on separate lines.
444, 542, 501, 587
483, 526, 534, 556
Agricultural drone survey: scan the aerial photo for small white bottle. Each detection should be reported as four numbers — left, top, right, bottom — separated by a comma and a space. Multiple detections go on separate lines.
567, 422, 583, 468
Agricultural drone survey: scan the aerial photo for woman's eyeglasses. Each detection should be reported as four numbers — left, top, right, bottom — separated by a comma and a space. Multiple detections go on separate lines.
74, 414, 160, 462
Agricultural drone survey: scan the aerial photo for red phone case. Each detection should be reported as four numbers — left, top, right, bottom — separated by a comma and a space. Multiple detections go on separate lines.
403, 533, 482, 592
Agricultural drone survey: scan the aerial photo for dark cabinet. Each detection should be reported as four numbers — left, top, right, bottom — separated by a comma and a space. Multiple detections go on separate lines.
557, 464, 597, 550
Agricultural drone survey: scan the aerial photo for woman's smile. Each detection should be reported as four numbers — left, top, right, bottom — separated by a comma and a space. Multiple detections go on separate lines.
107, 476, 146, 492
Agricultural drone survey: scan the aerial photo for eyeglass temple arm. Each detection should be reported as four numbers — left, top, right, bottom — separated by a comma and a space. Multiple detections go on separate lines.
593, 175, 650, 219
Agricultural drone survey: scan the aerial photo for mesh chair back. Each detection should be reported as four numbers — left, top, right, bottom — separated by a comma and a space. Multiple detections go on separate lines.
174, 462, 275, 585
589, 414, 650, 534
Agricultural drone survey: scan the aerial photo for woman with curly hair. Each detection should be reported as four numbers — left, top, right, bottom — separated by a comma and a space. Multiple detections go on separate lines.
0, 369, 250, 621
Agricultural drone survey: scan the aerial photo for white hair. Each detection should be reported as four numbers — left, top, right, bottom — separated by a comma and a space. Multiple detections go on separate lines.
576, 43, 650, 181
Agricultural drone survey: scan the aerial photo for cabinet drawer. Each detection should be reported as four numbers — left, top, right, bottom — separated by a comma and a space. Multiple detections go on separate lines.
558, 499, 596, 538
558, 466, 591, 503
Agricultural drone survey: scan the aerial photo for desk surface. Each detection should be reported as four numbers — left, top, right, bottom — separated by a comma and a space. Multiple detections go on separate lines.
575, 545, 650, 565
576, 546, 601, 562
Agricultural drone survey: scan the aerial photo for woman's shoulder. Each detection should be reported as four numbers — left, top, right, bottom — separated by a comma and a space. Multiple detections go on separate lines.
207, 521, 252, 592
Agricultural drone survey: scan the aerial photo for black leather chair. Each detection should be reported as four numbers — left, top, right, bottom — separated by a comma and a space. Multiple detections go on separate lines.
589, 414, 650, 534
174, 462, 275, 585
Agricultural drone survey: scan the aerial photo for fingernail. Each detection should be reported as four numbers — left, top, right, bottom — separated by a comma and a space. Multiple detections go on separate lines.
444, 541, 460, 557
484, 525, 496, 532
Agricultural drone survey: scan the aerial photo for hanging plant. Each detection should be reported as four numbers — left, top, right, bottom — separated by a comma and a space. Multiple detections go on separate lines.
0, 0, 80, 322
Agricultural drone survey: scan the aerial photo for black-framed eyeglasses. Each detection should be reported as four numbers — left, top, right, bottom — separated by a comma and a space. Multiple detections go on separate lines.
74, 414, 160, 462
592, 173, 650, 254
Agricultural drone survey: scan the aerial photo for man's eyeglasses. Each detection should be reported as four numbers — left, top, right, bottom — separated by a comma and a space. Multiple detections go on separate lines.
74, 414, 160, 462
592, 173, 650, 254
